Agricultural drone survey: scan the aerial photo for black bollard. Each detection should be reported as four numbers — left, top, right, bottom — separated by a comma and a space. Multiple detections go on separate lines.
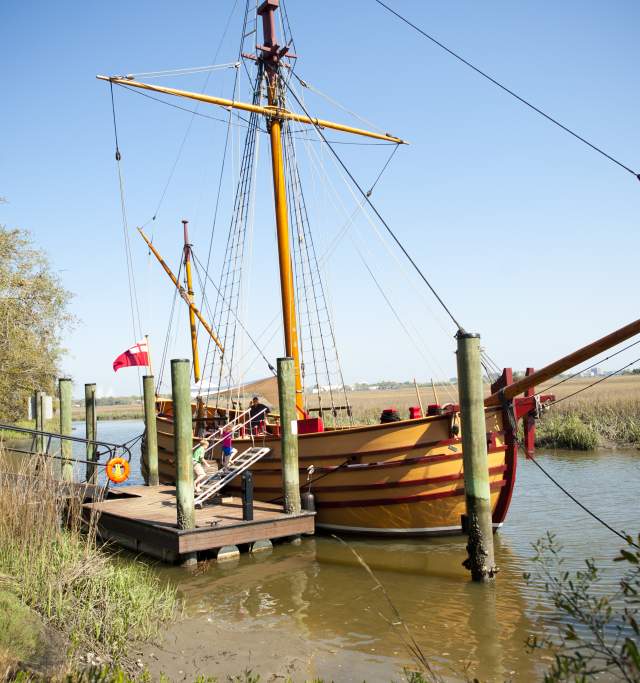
242, 470, 254, 521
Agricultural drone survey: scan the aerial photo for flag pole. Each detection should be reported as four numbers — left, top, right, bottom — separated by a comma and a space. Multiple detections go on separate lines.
145, 334, 154, 377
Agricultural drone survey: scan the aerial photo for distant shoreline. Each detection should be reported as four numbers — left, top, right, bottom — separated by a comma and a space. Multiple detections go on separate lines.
6, 375, 639, 448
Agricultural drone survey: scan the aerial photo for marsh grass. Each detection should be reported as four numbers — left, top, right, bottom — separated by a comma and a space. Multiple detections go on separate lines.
536, 399, 640, 450
0, 455, 177, 665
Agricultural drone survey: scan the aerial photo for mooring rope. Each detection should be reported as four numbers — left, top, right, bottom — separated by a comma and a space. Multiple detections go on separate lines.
527, 453, 639, 549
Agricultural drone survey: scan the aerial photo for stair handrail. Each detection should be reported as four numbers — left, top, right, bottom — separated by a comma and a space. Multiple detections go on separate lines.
203, 407, 268, 456
194, 446, 271, 507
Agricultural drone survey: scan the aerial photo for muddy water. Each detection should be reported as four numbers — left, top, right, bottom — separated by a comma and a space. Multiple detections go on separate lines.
66, 423, 640, 680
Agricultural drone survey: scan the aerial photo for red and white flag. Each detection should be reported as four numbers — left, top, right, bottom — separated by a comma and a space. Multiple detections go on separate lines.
113, 339, 149, 372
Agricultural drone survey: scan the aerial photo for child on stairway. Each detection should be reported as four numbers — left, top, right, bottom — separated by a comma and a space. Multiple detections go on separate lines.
193, 437, 210, 493
221, 427, 234, 466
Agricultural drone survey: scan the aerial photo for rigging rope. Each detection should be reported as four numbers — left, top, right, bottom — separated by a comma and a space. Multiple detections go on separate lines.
283, 80, 465, 332
524, 352, 640, 548
157, 259, 183, 392
547, 354, 640, 407
115, 84, 393, 147
109, 83, 144, 394
117, 84, 253, 130
373, 0, 639, 183
291, 71, 386, 135
148, 0, 241, 224
124, 62, 240, 79
543, 337, 640, 395
283, 113, 353, 422
192, 253, 276, 375
350, 231, 456, 403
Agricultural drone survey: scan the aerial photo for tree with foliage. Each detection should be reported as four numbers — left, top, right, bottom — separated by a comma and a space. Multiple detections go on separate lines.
0, 224, 73, 420
526, 531, 640, 682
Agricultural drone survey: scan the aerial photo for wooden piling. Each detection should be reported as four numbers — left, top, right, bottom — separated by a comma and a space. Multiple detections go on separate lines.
34, 391, 45, 453
456, 332, 497, 582
85, 383, 97, 484
59, 378, 73, 482
171, 359, 196, 565
142, 375, 159, 486
277, 357, 301, 514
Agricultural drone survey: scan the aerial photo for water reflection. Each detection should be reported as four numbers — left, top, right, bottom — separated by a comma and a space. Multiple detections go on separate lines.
9, 420, 637, 680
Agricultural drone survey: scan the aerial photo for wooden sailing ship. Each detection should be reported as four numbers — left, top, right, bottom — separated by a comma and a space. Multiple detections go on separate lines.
99, 1, 640, 535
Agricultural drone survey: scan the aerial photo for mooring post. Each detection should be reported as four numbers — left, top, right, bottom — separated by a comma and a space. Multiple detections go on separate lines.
59, 378, 73, 482
277, 357, 301, 514
242, 470, 254, 521
172, 359, 196, 565
34, 390, 45, 453
456, 331, 497, 582
143, 375, 159, 486
84, 383, 97, 484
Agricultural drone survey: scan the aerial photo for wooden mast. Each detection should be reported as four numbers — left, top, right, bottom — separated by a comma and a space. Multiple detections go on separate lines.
182, 220, 201, 383
98, 5, 405, 417
96, 76, 406, 145
258, 0, 305, 416
137, 227, 224, 353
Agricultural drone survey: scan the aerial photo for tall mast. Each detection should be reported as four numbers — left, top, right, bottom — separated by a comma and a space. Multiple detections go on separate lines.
182, 220, 201, 383
258, 0, 305, 416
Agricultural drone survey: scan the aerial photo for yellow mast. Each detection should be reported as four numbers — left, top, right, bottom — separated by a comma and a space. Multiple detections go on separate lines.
137, 227, 224, 354
182, 220, 201, 383
256, 0, 305, 415
99, 0, 405, 418
96, 76, 406, 145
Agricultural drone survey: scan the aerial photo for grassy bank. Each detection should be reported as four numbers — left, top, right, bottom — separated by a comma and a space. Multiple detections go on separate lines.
0, 456, 177, 678
0, 418, 59, 442
71, 404, 144, 421
535, 399, 640, 450
342, 376, 640, 450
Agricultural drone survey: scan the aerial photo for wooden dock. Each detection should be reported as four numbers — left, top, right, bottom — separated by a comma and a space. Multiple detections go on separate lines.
84, 485, 315, 563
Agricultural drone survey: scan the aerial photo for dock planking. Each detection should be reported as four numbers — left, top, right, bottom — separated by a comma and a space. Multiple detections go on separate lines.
83, 485, 315, 563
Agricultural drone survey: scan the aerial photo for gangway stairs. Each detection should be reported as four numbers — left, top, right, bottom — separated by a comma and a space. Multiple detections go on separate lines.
194, 446, 270, 508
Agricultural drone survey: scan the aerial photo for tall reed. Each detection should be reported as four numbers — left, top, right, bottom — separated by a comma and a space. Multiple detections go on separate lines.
0, 454, 177, 663
537, 399, 640, 450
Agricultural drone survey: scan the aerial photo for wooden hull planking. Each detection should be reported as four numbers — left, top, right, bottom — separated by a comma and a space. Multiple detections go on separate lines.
143, 401, 515, 536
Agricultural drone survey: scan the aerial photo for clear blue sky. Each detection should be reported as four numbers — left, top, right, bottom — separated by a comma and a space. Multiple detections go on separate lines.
2, 1, 639, 398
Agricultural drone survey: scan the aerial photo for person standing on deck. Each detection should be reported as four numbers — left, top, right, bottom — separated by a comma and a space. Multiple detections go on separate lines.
193, 437, 209, 493
249, 396, 270, 434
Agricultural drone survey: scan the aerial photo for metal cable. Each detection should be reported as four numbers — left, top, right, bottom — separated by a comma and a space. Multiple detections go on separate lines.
548, 355, 640, 407
528, 453, 639, 549
283, 80, 465, 332
543, 338, 640, 394
373, 0, 639, 182
192, 253, 275, 375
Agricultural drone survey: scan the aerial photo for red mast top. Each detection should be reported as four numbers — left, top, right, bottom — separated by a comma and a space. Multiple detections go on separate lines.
257, 0, 294, 93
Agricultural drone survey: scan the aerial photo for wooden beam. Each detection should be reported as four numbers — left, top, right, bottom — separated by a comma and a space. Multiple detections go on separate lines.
97, 75, 406, 144
485, 317, 640, 406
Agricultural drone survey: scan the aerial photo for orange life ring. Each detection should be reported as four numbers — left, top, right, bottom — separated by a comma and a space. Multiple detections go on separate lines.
106, 457, 130, 484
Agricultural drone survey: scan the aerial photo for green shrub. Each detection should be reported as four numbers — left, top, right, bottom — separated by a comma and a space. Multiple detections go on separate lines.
536, 414, 599, 450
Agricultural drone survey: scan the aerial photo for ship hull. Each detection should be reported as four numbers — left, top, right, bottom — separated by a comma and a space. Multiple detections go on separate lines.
143, 402, 515, 536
